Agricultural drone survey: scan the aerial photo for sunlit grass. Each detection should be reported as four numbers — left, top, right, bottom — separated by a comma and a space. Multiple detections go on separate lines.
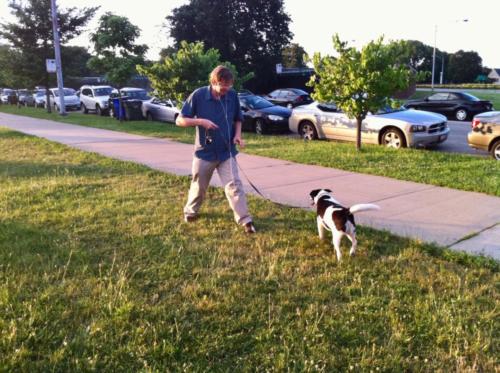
0, 128, 498, 371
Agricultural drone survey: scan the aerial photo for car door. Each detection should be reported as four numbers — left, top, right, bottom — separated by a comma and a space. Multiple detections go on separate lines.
314, 104, 344, 139
239, 98, 254, 131
424, 93, 450, 114
163, 100, 177, 122
81, 88, 91, 107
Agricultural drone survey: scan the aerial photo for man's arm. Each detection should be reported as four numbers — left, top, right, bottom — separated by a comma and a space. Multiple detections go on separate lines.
176, 115, 218, 130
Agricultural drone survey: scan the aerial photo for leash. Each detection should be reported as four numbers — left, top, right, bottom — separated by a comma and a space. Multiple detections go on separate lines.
216, 95, 304, 209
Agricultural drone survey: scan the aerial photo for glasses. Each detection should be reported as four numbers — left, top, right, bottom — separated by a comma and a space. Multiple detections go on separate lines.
213, 83, 233, 90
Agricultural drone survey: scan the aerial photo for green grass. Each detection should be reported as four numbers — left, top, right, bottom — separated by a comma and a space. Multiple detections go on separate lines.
0, 128, 498, 371
1, 104, 499, 197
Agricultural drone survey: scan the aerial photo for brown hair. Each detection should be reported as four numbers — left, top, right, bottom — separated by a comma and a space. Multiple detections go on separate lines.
209, 65, 234, 84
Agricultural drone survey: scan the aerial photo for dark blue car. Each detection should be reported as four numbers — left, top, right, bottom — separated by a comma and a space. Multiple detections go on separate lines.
239, 94, 292, 134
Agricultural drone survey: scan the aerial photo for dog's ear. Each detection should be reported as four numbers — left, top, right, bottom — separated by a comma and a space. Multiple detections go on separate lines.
310, 189, 321, 198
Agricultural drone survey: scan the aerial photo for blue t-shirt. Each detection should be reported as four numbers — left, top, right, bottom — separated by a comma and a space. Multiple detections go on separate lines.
181, 86, 243, 162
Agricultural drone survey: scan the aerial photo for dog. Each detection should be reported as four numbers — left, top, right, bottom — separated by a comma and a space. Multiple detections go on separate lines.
310, 189, 380, 261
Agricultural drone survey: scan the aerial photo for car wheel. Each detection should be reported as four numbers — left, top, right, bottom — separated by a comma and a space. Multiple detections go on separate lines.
82, 103, 88, 114
455, 108, 468, 121
54, 104, 59, 112
254, 118, 266, 135
381, 128, 406, 149
491, 139, 500, 160
299, 121, 318, 140
146, 112, 153, 121
96, 105, 102, 116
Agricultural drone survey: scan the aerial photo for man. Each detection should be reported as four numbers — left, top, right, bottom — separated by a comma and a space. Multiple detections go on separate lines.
176, 65, 256, 233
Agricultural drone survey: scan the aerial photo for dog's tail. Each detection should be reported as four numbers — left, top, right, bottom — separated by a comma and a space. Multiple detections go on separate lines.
349, 203, 380, 214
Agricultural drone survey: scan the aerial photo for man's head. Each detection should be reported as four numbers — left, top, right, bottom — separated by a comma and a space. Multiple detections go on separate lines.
210, 65, 234, 97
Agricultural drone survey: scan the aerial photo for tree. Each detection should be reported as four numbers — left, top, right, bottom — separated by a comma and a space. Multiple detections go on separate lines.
137, 41, 252, 106
87, 12, 148, 87
281, 43, 307, 68
446, 50, 483, 83
309, 35, 411, 150
0, 0, 97, 111
167, 0, 292, 92
87, 12, 148, 120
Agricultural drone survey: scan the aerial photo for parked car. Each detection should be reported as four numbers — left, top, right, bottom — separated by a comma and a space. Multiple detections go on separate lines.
289, 102, 450, 149
47, 87, 81, 111
1, 88, 16, 104
18, 90, 35, 106
108, 87, 150, 119
79, 85, 114, 115
405, 92, 494, 121
142, 98, 180, 123
265, 88, 313, 109
33, 90, 46, 108
467, 111, 500, 160
239, 94, 291, 134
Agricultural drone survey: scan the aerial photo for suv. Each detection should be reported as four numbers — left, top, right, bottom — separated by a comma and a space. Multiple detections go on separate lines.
468, 111, 500, 160
79, 85, 114, 116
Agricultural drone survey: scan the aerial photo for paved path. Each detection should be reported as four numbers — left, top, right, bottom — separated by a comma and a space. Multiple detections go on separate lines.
1, 112, 499, 260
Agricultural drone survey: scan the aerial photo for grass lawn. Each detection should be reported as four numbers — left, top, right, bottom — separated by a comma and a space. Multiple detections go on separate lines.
1, 105, 499, 197
0, 128, 498, 371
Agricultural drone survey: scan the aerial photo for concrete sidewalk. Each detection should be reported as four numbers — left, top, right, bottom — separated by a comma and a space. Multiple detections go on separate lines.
1, 112, 499, 260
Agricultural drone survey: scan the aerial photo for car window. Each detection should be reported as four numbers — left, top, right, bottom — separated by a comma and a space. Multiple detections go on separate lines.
52, 89, 75, 97
82, 88, 91, 96
317, 103, 338, 112
428, 93, 450, 101
241, 95, 274, 110
268, 90, 280, 98
461, 92, 480, 102
94, 87, 113, 96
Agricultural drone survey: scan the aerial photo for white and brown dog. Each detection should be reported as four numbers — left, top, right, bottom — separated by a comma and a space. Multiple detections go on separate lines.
310, 189, 380, 261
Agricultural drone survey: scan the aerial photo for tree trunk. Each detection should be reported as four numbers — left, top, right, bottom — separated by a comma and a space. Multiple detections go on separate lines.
356, 117, 362, 150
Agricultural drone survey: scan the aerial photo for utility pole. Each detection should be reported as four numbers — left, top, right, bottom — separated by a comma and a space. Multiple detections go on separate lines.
50, 0, 66, 115
431, 25, 437, 91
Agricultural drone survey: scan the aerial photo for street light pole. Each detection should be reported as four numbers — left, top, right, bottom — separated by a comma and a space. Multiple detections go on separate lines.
50, 0, 66, 115
431, 24, 437, 91
431, 19, 468, 91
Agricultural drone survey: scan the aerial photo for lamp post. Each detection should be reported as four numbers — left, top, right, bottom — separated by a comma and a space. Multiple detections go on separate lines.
431, 19, 468, 91
50, 0, 66, 115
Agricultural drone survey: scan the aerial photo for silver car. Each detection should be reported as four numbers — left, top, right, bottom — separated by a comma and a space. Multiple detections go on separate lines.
289, 102, 450, 149
142, 98, 180, 123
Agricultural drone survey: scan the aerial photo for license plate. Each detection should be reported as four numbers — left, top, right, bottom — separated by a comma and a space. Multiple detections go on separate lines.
439, 134, 447, 141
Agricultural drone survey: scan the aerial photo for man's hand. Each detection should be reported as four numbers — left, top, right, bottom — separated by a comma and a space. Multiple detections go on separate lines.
199, 118, 219, 130
234, 134, 245, 148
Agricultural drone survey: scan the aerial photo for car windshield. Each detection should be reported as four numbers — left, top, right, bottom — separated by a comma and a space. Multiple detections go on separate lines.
461, 92, 480, 102
3, 89, 14, 94
35, 91, 45, 97
241, 95, 274, 109
375, 105, 407, 115
94, 87, 113, 96
124, 90, 150, 100
53, 89, 76, 97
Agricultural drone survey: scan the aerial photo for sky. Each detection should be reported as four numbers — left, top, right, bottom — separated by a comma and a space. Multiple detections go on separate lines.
1, 0, 499, 68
